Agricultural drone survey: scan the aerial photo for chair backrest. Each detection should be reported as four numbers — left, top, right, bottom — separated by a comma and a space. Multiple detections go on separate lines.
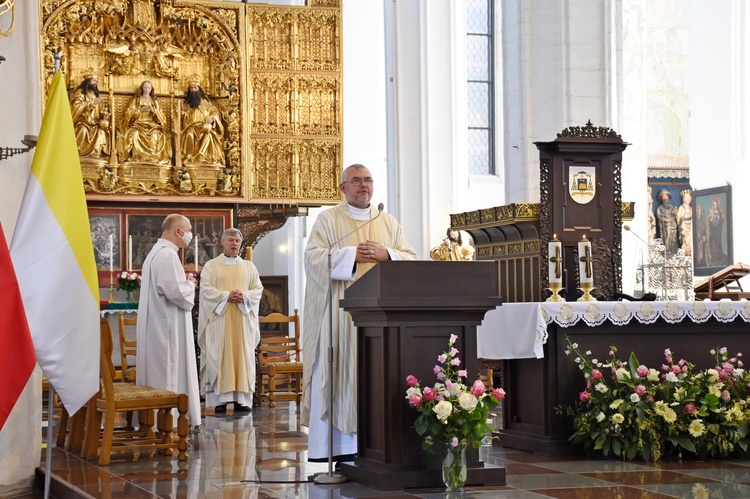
117, 312, 138, 372
257, 309, 301, 365
99, 318, 117, 399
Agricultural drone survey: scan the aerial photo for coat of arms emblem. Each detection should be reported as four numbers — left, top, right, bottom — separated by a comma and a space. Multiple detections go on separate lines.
569, 166, 596, 204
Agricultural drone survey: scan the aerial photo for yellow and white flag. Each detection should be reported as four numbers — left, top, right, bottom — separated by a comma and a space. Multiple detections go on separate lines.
10, 71, 100, 415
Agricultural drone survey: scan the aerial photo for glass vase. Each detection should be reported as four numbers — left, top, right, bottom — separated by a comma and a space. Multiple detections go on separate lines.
442, 440, 467, 492
126, 290, 135, 303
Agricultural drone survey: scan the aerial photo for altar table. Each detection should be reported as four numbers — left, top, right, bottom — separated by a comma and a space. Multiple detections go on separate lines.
477, 300, 750, 360
479, 300, 750, 455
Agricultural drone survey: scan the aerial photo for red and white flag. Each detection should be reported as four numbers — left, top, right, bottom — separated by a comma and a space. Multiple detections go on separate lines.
0, 222, 36, 430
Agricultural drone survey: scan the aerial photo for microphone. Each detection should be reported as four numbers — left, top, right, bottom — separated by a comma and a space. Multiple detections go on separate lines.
622, 224, 649, 247
329, 202, 384, 250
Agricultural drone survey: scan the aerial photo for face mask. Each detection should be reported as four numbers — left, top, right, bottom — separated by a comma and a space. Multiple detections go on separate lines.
179, 229, 193, 246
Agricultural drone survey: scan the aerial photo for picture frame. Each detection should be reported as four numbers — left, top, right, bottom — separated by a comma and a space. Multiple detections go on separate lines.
88, 208, 123, 284
259, 275, 289, 337
88, 206, 233, 286
692, 185, 733, 276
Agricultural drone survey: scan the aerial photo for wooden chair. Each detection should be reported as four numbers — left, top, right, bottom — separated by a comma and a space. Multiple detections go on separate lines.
257, 309, 303, 408
117, 312, 138, 382
83, 318, 189, 465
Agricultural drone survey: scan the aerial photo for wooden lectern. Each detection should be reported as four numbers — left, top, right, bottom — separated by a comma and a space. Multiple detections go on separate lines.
338, 260, 505, 490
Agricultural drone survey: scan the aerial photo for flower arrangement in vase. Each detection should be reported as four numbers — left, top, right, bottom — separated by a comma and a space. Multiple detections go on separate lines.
405, 334, 506, 491
557, 336, 750, 461
117, 271, 141, 302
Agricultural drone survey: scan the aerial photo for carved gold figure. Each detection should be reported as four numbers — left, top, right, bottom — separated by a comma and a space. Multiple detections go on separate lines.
181, 77, 225, 167
430, 229, 475, 261
118, 80, 171, 164
70, 72, 110, 158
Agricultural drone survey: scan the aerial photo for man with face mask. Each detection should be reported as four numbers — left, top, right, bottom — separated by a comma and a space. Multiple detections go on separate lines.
136, 213, 201, 428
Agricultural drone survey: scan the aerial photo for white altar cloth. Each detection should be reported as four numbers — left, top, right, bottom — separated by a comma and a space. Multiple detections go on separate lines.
477, 300, 750, 360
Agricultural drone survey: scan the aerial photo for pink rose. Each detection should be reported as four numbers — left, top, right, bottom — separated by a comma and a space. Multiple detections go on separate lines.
671, 365, 681, 375
579, 391, 590, 402
408, 393, 422, 407
636, 365, 649, 377
491, 387, 506, 401
684, 403, 697, 415
406, 375, 419, 387
591, 369, 603, 380
451, 437, 459, 447
423, 387, 436, 402
722, 390, 731, 402
634, 385, 647, 396
723, 362, 734, 374
471, 379, 485, 397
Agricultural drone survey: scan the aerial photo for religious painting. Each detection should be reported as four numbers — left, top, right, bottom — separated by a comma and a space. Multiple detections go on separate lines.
259, 275, 289, 338
125, 209, 232, 271
88, 209, 122, 284
692, 185, 733, 276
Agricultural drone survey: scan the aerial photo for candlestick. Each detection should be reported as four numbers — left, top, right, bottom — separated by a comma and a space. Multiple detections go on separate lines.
194, 233, 199, 269
578, 235, 593, 284
109, 233, 113, 272
128, 235, 133, 272
109, 269, 115, 302
548, 234, 562, 284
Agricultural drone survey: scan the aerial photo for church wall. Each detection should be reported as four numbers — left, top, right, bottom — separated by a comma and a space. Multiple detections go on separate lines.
688, 1, 750, 267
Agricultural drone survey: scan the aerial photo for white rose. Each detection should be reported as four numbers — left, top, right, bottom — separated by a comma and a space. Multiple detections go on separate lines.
647, 368, 660, 382
665, 372, 679, 383
433, 400, 453, 422
129, 272, 138, 280
458, 392, 478, 411
707, 369, 719, 383
120, 271, 128, 279
631, 393, 641, 403
615, 367, 630, 380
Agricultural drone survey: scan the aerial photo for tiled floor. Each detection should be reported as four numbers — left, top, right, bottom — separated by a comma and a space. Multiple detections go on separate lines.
22, 402, 750, 498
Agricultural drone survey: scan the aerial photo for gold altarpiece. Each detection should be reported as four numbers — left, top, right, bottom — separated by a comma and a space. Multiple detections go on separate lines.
40, 0, 342, 206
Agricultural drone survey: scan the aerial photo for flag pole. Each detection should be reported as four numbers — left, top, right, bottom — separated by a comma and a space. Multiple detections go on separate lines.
44, 383, 54, 499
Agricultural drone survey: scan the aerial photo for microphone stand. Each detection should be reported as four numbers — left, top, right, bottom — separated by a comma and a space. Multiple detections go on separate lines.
624, 225, 666, 300
314, 203, 383, 484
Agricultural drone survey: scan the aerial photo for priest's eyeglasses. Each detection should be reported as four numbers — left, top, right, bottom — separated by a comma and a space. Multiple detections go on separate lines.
346, 177, 374, 186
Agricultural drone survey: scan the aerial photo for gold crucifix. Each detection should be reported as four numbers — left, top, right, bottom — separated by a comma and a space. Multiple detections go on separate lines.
579, 245, 593, 278
549, 246, 562, 279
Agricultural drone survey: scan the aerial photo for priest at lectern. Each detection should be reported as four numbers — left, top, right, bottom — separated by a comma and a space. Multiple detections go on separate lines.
301, 163, 417, 462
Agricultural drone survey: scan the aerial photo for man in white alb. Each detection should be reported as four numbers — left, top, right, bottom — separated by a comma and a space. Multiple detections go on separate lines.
301, 164, 416, 462
136, 213, 201, 428
198, 228, 263, 414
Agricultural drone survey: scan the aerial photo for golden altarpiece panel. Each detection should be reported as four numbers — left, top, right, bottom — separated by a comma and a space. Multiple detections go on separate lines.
40, 0, 342, 206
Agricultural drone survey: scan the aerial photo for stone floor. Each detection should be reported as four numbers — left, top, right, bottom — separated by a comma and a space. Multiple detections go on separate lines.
19, 401, 750, 498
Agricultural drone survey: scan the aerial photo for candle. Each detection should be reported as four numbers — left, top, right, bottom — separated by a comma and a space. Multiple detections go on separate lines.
578, 235, 593, 284
194, 232, 199, 268
548, 234, 562, 284
108, 234, 114, 272
128, 235, 133, 272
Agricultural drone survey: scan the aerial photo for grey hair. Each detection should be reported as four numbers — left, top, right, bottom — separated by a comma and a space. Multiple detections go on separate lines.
221, 228, 242, 241
341, 163, 368, 183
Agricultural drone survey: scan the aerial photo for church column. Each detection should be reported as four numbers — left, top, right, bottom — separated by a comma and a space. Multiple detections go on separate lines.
387, 0, 465, 258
